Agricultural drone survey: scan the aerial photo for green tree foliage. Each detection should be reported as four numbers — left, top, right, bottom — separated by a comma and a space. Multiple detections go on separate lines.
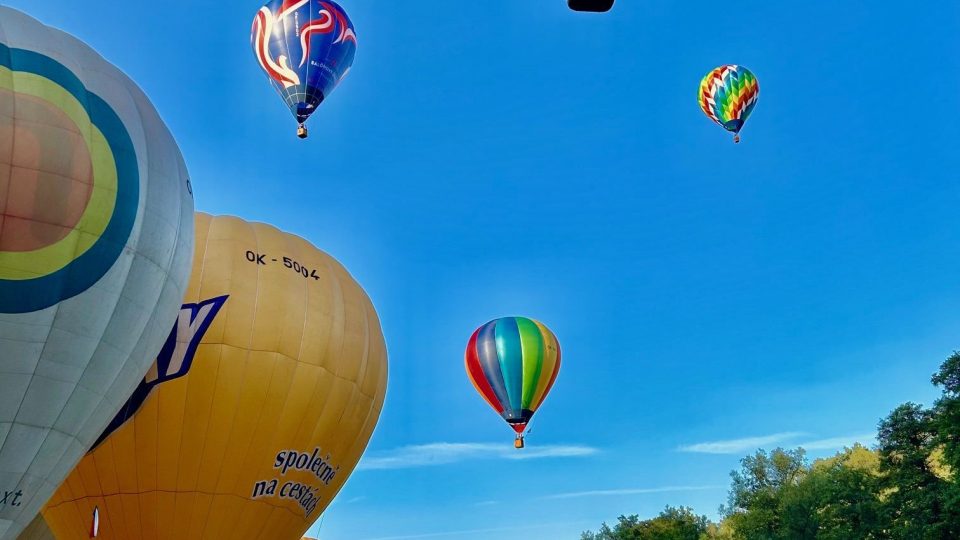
580, 506, 710, 540
783, 445, 883, 539
717, 446, 883, 538
932, 352, 960, 522
876, 401, 960, 538
580, 352, 960, 539
720, 448, 807, 538
701, 520, 737, 540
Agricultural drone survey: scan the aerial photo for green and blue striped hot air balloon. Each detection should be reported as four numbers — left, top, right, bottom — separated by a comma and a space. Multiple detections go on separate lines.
465, 317, 561, 448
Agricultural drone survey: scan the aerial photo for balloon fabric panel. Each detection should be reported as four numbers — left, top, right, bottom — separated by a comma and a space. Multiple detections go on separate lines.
475, 321, 511, 414
494, 318, 525, 417
517, 318, 545, 411
0, 7, 193, 539
464, 329, 503, 413
11, 514, 53, 540
529, 322, 561, 412
40, 213, 388, 540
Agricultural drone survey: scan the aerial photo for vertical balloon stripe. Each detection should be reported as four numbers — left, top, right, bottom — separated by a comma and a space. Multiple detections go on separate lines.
464, 329, 503, 413
476, 321, 511, 414
517, 318, 544, 410
529, 322, 561, 411
494, 318, 524, 415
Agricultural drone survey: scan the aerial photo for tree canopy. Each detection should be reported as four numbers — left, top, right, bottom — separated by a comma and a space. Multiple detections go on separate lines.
581, 352, 960, 539
581, 506, 710, 540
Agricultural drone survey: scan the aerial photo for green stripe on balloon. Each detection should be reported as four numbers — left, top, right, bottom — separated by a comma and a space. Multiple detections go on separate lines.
518, 318, 544, 410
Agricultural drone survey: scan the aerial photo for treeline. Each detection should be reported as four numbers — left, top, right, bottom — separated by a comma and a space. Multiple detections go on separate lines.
581, 352, 960, 539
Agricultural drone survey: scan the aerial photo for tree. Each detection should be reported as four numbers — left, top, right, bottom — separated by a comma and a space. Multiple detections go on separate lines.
876, 402, 952, 539
717, 445, 884, 540
580, 351, 960, 540
700, 519, 737, 540
932, 352, 960, 476
786, 445, 883, 539
931, 352, 960, 534
581, 506, 710, 540
720, 448, 807, 539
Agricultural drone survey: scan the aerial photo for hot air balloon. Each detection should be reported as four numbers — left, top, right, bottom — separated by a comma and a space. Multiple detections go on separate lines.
40, 213, 388, 540
251, 0, 357, 139
0, 7, 194, 539
12, 515, 52, 540
465, 317, 561, 449
698, 65, 759, 143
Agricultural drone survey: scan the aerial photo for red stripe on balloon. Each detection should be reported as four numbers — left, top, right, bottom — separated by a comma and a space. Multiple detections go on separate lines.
253, 9, 297, 87
299, 13, 334, 67
465, 328, 503, 413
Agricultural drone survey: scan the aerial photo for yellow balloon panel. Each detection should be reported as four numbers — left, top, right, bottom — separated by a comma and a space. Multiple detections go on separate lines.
41, 213, 388, 540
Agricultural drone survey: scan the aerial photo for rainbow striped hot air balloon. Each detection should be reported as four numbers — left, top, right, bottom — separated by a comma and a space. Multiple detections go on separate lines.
699, 65, 759, 143
465, 317, 561, 449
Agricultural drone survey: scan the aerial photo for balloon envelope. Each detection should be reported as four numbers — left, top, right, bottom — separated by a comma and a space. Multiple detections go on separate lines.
465, 317, 560, 435
13, 515, 52, 540
251, 0, 357, 127
698, 65, 759, 138
0, 7, 193, 539
41, 213, 388, 540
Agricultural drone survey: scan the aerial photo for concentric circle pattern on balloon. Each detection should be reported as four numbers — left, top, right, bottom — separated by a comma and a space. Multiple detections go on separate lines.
0, 44, 138, 314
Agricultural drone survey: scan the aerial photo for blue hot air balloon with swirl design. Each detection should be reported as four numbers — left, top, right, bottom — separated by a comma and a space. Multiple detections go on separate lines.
251, 0, 356, 138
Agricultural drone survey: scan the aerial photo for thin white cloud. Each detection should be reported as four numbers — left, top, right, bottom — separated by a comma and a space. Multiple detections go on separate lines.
358, 443, 598, 471
679, 431, 877, 455
472, 500, 499, 507
798, 433, 876, 451
678, 432, 806, 454
542, 485, 724, 500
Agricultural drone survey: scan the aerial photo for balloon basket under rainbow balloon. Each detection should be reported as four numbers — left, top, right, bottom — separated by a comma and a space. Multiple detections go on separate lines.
514, 436, 525, 450
298, 124, 309, 139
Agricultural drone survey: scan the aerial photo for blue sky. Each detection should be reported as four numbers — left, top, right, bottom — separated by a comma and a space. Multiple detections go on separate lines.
12, 0, 960, 538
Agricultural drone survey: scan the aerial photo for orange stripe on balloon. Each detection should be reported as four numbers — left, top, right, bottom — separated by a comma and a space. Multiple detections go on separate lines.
529, 322, 560, 412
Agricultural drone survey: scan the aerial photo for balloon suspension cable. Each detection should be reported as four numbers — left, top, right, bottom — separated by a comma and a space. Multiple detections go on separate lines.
297, 123, 309, 139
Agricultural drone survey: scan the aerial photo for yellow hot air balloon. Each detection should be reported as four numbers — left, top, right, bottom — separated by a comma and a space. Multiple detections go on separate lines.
0, 7, 193, 539
39, 213, 388, 540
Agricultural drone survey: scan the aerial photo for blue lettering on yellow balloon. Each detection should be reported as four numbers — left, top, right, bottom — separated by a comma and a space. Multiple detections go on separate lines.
91, 296, 229, 449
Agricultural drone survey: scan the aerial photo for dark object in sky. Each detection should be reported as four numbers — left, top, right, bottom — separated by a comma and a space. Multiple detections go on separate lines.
568, 0, 614, 12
